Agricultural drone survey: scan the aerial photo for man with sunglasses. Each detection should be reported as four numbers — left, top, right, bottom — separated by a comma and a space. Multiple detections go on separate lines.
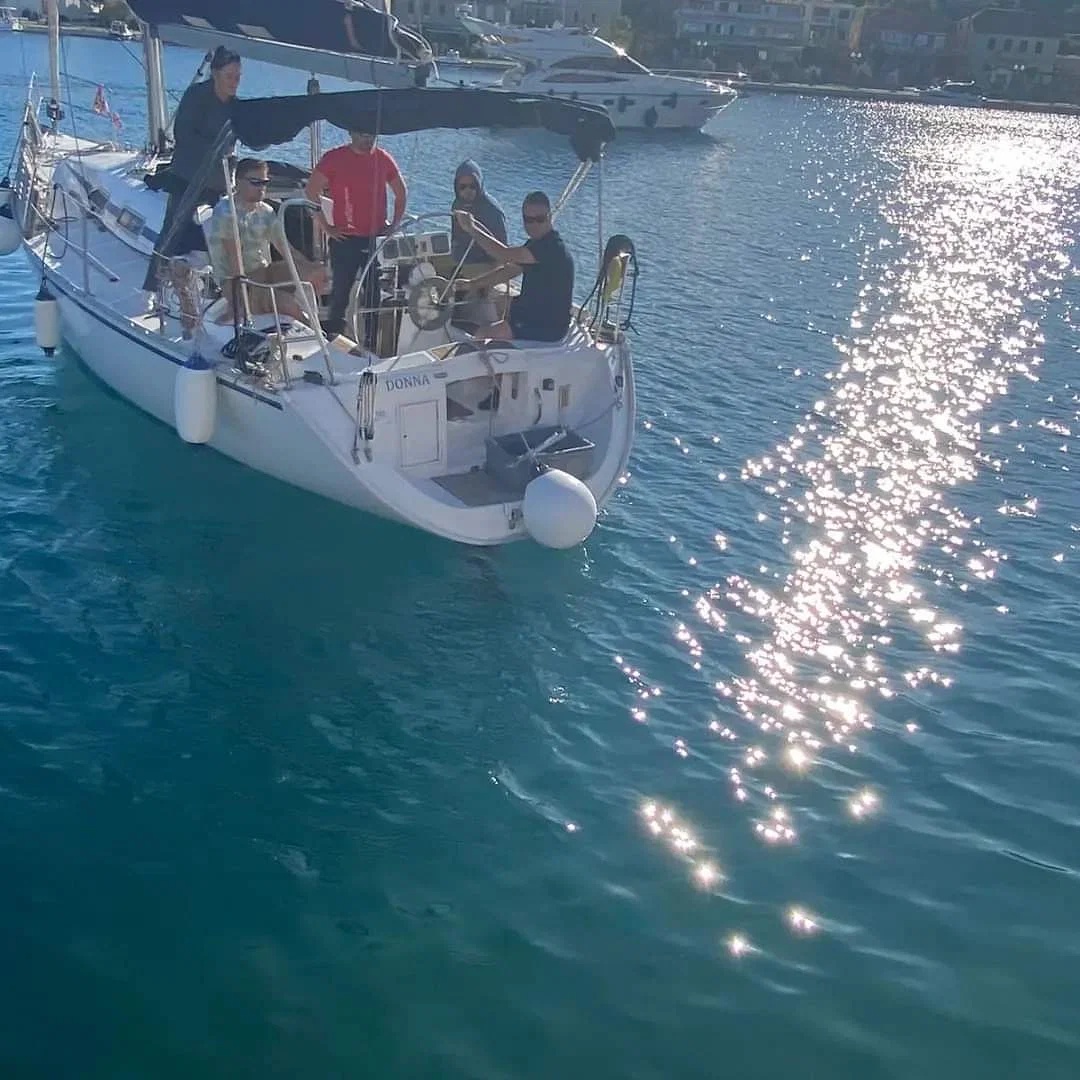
453, 191, 573, 343
446, 160, 507, 324
450, 160, 506, 264
305, 128, 407, 348
206, 159, 326, 325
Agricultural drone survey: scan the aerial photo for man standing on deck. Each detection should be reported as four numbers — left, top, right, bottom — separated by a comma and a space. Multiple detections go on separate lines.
143, 46, 242, 294
305, 129, 408, 349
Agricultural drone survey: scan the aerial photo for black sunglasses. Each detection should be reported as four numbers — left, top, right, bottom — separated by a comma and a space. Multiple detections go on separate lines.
244, 176, 270, 186
523, 213, 548, 224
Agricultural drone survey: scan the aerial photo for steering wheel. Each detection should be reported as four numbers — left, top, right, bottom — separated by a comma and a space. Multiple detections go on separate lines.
407, 275, 453, 331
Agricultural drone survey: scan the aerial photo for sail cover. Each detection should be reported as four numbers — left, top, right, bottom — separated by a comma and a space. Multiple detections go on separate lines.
127, 0, 432, 82
229, 88, 616, 162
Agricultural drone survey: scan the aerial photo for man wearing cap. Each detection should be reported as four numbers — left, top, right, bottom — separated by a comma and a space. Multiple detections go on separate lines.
305, 129, 408, 348
144, 46, 242, 293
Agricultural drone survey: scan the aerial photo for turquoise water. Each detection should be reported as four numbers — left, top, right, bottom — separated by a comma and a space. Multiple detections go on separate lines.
3, 35, 1080, 1080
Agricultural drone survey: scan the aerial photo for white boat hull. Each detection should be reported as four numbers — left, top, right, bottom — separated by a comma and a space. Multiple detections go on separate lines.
42, 270, 387, 515
12, 135, 636, 547
506, 75, 734, 130
560, 89, 731, 130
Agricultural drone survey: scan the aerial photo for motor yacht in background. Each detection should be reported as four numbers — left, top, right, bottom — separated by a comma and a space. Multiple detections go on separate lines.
459, 15, 735, 130
917, 81, 986, 106
0, 6, 24, 30
109, 19, 140, 40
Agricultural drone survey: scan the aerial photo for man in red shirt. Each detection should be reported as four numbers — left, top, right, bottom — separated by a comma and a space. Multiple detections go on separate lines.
305, 129, 407, 348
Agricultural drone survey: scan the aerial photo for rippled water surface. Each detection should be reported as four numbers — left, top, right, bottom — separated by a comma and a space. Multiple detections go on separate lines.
3, 35, 1080, 1080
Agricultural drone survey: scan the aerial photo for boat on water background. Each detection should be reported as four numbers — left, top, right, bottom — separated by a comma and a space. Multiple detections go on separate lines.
458, 15, 736, 130
0, 0, 637, 549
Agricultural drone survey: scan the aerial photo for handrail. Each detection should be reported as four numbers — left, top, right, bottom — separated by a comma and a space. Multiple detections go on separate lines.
273, 196, 337, 386
25, 198, 120, 283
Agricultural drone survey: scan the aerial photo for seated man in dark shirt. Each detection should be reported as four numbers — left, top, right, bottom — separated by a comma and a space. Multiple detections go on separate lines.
451, 191, 574, 343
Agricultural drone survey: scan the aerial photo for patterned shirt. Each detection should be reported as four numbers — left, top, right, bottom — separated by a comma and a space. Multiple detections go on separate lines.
206, 198, 277, 281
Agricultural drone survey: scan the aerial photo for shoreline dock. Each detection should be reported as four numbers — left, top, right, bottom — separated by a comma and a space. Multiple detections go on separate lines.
737, 79, 1080, 118
16, 23, 132, 39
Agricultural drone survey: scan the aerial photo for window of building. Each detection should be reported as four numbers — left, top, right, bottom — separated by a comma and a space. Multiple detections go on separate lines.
1034, 40, 1044, 54
1018, 38, 1028, 52
838, 8, 850, 17
1003, 37, 1012, 51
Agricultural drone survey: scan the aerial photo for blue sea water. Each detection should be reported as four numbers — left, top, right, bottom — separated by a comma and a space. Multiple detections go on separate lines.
2, 33, 1080, 1080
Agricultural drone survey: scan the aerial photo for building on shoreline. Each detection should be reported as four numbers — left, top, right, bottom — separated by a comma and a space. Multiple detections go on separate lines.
956, 7, 1061, 93
670, 3, 1078, 100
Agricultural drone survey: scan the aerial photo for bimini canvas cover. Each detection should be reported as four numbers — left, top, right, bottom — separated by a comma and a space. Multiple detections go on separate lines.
128, 0, 433, 87
228, 87, 616, 162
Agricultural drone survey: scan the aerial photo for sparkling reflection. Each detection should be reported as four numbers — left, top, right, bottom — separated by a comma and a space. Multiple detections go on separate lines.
688, 115, 1078, 853
626, 114, 1078, 951
727, 934, 752, 958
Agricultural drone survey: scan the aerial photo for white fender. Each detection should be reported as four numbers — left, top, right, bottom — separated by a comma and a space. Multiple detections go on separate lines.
174, 356, 218, 444
0, 202, 20, 256
522, 468, 598, 548
34, 282, 60, 355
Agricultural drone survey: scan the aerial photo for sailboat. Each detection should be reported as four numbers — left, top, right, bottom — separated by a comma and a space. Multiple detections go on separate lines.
0, 0, 638, 549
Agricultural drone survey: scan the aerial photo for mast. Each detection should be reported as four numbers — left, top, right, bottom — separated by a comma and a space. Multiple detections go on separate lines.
142, 23, 169, 153
45, 0, 60, 111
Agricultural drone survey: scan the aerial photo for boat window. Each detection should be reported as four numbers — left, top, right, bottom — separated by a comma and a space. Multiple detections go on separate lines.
88, 188, 109, 213
549, 54, 649, 74
543, 72, 618, 83
116, 207, 145, 237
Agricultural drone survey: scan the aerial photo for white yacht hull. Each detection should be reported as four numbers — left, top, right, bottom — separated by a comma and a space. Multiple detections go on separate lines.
40, 268, 393, 516
542, 88, 732, 130
11, 133, 636, 548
